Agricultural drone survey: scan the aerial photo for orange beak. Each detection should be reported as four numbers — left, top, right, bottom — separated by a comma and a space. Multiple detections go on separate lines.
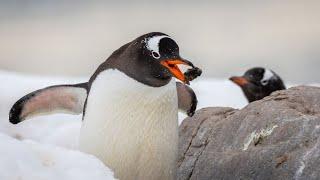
229, 76, 249, 86
160, 59, 193, 84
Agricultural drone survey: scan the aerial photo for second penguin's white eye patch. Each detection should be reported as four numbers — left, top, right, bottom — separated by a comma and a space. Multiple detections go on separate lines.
261, 69, 274, 85
145, 35, 170, 58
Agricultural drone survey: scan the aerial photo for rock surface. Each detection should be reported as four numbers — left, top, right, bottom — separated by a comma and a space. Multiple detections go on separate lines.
178, 86, 320, 180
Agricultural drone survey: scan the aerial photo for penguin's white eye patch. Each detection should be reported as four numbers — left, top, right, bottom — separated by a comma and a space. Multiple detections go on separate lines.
145, 35, 170, 59
152, 51, 160, 59
261, 80, 268, 85
261, 69, 274, 85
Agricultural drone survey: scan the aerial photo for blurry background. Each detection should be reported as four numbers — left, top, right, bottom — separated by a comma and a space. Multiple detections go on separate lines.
0, 0, 319, 83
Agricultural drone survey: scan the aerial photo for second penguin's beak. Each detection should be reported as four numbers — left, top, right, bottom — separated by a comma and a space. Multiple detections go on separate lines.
160, 58, 194, 84
229, 76, 249, 86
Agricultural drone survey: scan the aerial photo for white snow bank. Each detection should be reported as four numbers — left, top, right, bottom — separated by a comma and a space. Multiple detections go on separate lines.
0, 70, 85, 150
11, 115, 82, 149
0, 133, 115, 180
0, 71, 116, 180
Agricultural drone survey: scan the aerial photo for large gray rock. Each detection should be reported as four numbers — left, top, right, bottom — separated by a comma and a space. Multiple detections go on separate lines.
178, 86, 320, 180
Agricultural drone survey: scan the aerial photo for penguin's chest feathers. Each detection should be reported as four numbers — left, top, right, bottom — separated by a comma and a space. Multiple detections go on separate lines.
80, 69, 179, 179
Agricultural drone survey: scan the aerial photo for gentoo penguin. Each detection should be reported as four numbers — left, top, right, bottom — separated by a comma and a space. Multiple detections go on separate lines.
230, 67, 286, 102
9, 32, 201, 180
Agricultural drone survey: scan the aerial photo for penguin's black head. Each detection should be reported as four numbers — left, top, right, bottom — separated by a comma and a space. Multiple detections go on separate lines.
230, 67, 286, 102
105, 32, 195, 87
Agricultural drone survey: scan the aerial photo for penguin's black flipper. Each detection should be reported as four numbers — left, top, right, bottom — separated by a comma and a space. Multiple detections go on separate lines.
9, 83, 88, 124
176, 82, 197, 117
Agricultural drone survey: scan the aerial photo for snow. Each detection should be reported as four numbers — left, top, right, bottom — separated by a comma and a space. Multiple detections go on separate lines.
0, 71, 115, 180
0, 70, 317, 179
0, 133, 115, 180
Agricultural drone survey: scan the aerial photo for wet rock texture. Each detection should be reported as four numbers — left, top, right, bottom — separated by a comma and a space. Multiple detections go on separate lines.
178, 86, 320, 180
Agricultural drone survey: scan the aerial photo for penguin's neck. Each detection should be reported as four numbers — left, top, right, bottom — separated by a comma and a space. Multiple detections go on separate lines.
80, 69, 179, 180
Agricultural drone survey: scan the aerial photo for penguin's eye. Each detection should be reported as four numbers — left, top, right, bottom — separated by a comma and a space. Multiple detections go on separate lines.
151, 51, 160, 59
261, 80, 268, 85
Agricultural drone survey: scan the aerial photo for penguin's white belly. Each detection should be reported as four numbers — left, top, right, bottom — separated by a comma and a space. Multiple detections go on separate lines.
79, 70, 178, 180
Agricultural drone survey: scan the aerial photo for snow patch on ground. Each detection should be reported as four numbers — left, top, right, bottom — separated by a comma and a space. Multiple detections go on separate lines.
0, 133, 115, 180
0, 71, 116, 179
